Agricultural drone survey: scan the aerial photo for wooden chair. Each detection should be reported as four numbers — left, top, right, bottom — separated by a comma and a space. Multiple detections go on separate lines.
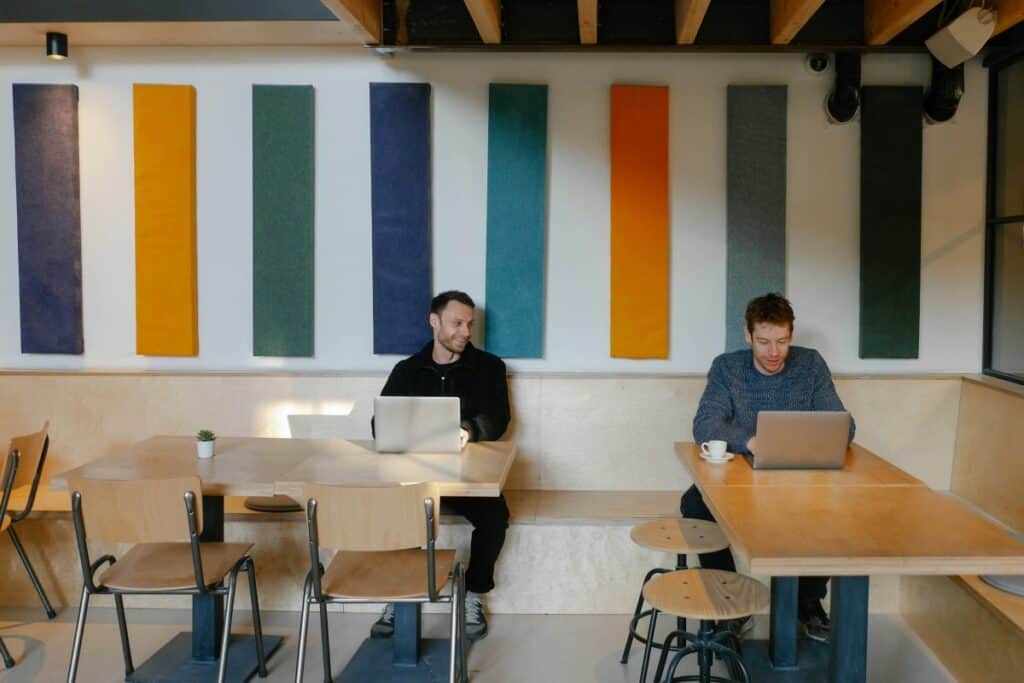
66, 476, 269, 683
641, 569, 769, 683
295, 482, 468, 683
0, 450, 21, 668
6, 421, 57, 618
621, 518, 730, 683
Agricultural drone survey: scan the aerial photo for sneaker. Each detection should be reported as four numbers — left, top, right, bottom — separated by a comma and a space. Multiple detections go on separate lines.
464, 592, 488, 641
370, 603, 395, 638
798, 599, 831, 644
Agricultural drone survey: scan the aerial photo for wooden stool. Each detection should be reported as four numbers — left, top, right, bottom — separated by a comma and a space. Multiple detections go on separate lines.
642, 569, 769, 683
621, 518, 729, 679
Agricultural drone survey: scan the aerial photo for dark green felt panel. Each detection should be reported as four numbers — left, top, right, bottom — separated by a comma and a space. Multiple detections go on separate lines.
253, 85, 315, 357
860, 86, 922, 359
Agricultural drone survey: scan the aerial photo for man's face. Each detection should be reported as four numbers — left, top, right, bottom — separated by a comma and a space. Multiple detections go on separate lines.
744, 321, 792, 376
430, 301, 474, 356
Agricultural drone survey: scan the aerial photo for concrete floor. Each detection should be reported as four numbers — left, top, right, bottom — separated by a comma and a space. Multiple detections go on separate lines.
0, 606, 953, 682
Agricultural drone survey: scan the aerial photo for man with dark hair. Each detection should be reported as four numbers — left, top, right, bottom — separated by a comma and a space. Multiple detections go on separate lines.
681, 292, 855, 643
371, 290, 510, 641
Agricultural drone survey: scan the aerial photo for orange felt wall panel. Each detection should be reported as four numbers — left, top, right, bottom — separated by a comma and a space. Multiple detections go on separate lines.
133, 84, 198, 356
609, 84, 670, 359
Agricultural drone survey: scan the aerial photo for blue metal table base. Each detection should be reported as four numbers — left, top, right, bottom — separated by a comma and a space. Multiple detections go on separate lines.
125, 632, 283, 683
336, 637, 454, 682
741, 639, 831, 682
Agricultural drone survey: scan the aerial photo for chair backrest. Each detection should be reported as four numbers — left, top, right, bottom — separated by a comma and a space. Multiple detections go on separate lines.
9, 420, 49, 490
303, 481, 439, 552
68, 476, 203, 544
0, 451, 18, 521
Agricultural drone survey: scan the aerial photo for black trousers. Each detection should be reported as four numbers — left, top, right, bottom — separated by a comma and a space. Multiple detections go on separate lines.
680, 485, 828, 603
442, 494, 510, 594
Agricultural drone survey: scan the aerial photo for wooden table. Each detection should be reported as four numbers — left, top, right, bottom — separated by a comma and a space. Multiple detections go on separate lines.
675, 442, 1024, 683
53, 436, 517, 683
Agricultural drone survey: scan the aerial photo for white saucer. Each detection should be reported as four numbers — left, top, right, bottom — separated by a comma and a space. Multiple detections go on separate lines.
699, 452, 735, 463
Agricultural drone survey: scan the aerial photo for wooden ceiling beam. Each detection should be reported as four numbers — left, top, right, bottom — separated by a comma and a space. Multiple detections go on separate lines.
993, 0, 1024, 36
464, 0, 502, 44
771, 0, 827, 44
578, 0, 598, 44
865, 0, 942, 46
319, 0, 381, 44
675, 0, 712, 44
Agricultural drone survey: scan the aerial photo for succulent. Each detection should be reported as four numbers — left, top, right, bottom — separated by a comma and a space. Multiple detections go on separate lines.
196, 430, 216, 442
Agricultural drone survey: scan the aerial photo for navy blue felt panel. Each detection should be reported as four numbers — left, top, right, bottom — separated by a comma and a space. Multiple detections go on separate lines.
726, 85, 787, 351
370, 82, 433, 355
13, 84, 84, 354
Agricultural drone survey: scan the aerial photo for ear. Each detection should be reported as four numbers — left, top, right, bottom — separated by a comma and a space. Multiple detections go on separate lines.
429, 312, 440, 332
743, 326, 752, 345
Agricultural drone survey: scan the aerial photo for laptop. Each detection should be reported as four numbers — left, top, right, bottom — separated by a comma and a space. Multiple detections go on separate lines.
373, 396, 462, 453
747, 411, 851, 470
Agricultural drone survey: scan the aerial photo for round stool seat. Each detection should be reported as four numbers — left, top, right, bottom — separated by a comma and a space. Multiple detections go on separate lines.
630, 518, 729, 554
643, 568, 769, 621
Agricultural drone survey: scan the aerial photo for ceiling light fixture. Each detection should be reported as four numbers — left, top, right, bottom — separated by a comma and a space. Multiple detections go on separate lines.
46, 32, 68, 60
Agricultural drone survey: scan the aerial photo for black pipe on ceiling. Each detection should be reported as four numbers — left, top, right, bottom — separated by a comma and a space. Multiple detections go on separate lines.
923, 57, 964, 124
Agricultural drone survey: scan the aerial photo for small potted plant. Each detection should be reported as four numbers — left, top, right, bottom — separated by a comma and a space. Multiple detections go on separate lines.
196, 430, 216, 459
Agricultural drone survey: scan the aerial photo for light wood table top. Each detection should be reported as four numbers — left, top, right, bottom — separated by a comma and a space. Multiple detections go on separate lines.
676, 441, 923, 488
700, 485, 1024, 576
273, 439, 516, 498
51, 436, 517, 498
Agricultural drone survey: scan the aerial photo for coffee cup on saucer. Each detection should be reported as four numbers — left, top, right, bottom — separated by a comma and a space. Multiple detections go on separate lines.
700, 440, 729, 461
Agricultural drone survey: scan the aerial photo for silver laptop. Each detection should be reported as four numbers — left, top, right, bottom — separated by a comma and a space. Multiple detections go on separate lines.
748, 411, 851, 469
373, 396, 462, 453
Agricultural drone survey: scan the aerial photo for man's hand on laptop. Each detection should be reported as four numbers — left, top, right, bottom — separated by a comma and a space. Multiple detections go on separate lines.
746, 437, 757, 454
460, 428, 470, 450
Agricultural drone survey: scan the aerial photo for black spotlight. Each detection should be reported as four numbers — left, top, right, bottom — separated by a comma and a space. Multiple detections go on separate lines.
924, 57, 964, 124
825, 52, 861, 124
46, 32, 68, 60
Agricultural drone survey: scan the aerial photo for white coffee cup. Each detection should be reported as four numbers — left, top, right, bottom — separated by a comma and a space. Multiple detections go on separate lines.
701, 440, 728, 460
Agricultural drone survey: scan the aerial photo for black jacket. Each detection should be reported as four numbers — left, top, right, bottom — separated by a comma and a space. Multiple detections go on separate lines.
379, 342, 511, 442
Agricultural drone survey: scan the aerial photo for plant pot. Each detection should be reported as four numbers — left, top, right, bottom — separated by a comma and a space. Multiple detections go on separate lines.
196, 440, 215, 459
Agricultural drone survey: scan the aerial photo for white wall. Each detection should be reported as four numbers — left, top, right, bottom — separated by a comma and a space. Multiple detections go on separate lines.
0, 48, 987, 373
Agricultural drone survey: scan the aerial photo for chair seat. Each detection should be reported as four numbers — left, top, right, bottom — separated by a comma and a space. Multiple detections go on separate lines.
321, 548, 456, 600
630, 518, 729, 554
98, 542, 253, 591
643, 569, 769, 621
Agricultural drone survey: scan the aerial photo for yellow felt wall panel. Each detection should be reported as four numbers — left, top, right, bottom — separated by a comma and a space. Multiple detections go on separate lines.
610, 84, 670, 359
133, 84, 198, 356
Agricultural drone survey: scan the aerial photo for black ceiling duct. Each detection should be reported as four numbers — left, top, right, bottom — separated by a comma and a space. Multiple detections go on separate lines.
923, 57, 964, 124
825, 52, 861, 124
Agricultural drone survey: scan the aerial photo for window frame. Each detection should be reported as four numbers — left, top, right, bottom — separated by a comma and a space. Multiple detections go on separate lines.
984, 46, 1024, 385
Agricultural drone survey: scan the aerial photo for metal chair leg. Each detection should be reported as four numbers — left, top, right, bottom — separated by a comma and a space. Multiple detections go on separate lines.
458, 568, 468, 683
66, 585, 90, 683
294, 576, 313, 683
318, 600, 331, 681
639, 607, 660, 683
0, 636, 14, 669
245, 559, 269, 678
8, 526, 56, 619
653, 631, 682, 683
217, 569, 240, 683
448, 576, 460, 683
113, 594, 133, 675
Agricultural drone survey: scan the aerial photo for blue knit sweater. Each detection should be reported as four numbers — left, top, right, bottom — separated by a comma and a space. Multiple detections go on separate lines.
692, 346, 855, 454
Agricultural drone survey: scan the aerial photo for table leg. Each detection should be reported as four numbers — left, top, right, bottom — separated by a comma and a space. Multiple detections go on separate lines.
193, 496, 225, 660
393, 603, 422, 666
768, 576, 799, 669
829, 576, 869, 683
